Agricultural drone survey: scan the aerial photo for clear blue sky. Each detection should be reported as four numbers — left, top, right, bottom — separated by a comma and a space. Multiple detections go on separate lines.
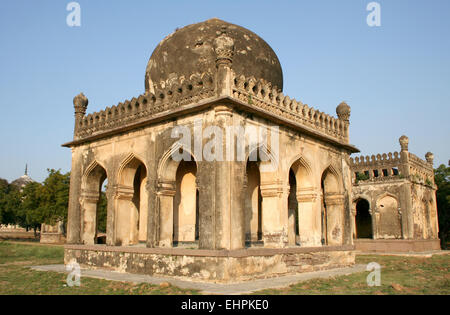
1, 0, 449, 183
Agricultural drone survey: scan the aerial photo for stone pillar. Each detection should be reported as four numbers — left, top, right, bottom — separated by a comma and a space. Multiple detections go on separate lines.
67, 148, 83, 244
105, 183, 115, 246
260, 181, 287, 248
351, 202, 357, 240
157, 181, 176, 248
146, 178, 158, 248
297, 190, 321, 247
399, 135, 414, 239
79, 190, 99, 245
324, 193, 345, 246
114, 185, 135, 246
373, 209, 380, 239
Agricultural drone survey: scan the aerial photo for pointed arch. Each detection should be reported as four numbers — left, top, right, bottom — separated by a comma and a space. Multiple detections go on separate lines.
245, 141, 279, 174
157, 142, 198, 182
321, 164, 342, 194
115, 152, 148, 246
117, 152, 148, 186
80, 160, 108, 245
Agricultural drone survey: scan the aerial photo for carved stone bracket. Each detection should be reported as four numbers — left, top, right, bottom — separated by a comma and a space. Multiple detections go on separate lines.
260, 180, 284, 198
324, 193, 345, 206
157, 180, 176, 197
114, 185, 135, 200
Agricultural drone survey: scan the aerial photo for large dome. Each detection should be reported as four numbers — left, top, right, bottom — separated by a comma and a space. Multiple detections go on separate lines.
145, 18, 283, 92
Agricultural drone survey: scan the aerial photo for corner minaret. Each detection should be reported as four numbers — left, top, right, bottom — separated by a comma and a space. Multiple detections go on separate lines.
73, 93, 88, 137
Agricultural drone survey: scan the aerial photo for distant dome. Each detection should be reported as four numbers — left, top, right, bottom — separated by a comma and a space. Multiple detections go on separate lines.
11, 175, 34, 189
145, 18, 283, 92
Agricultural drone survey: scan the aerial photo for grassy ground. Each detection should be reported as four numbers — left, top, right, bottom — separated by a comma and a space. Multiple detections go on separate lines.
0, 241, 448, 295
255, 254, 450, 295
0, 241, 199, 295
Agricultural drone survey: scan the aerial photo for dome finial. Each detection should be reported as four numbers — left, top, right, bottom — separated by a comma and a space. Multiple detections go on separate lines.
336, 101, 351, 121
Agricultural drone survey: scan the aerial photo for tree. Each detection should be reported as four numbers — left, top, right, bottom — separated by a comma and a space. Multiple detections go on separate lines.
19, 182, 44, 235
0, 180, 21, 226
39, 169, 70, 230
435, 164, 450, 249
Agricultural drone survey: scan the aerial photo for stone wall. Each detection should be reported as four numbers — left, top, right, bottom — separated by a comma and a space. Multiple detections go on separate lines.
64, 245, 355, 282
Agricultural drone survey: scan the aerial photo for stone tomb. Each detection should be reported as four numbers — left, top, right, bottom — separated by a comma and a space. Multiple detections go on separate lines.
63, 18, 362, 282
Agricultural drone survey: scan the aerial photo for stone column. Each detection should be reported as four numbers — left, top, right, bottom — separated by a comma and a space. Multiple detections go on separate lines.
157, 181, 176, 248
105, 183, 116, 246
297, 190, 321, 247
399, 135, 414, 239
324, 193, 345, 246
67, 148, 83, 244
79, 190, 99, 245
351, 202, 357, 240
114, 185, 135, 246
146, 178, 158, 248
260, 181, 287, 248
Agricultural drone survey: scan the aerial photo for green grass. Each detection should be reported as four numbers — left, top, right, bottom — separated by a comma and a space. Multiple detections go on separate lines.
255, 254, 450, 295
0, 241, 199, 295
0, 241, 448, 295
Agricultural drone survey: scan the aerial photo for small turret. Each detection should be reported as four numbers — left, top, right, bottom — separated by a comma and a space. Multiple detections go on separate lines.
425, 152, 434, 165
336, 101, 350, 122
399, 135, 409, 152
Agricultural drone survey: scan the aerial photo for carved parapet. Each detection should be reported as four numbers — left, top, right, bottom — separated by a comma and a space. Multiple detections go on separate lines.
350, 152, 402, 182
73, 72, 215, 140
231, 74, 348, 144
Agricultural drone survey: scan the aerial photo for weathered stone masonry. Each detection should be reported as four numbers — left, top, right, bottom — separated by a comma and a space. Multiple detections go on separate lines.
64, 18, 440, 281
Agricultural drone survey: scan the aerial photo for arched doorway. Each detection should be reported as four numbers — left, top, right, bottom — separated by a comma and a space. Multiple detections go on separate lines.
355, 199, 372, 239
116, 156, 148, 246
321, 167, 343, 246
81, 162, 107, 245
173, 159, 198, 246
245, 159, 262, 245
288, 157, 318, 247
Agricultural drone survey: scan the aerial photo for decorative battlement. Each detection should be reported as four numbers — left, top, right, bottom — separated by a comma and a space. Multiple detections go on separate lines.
350, 136, 435, 187
350, 152, 401, 170
232, 75, 349, 143
74, 72, 216, 140
70, 71, 351, 146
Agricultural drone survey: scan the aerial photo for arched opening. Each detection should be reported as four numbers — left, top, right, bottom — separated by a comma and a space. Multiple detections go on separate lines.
288, 157, 318, 247
173, 158, 198, 247
82, 163, 107, 245
245, 159, 262, 245
288, 168, 299, 245
96, 178, 108, 244
355, 199, 372, 239
321, 167, 343, 246
116, 156, 148, 246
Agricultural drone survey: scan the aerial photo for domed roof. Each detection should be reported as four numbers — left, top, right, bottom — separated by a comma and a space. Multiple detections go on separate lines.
11, 175, 34, 189
145, 18, 283, 92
